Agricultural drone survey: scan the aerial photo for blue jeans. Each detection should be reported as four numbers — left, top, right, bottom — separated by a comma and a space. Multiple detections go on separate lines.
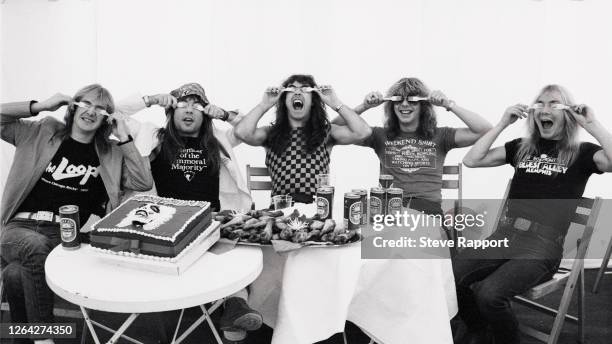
1, 219, 61, 324
453, 224, 562, 344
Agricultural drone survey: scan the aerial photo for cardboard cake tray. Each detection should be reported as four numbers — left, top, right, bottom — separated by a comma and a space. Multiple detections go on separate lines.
89, 221, 220, 275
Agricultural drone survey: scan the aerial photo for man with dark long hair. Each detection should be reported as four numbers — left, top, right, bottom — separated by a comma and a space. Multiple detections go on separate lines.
0, 85, 152, 344
118, 83, 258, 342
234, 74, 372, 203
457, 85, 612, 344
336, 77, 492, 215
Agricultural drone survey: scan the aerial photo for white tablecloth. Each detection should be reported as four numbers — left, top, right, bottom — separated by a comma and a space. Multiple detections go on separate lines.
249, 243, 457, 344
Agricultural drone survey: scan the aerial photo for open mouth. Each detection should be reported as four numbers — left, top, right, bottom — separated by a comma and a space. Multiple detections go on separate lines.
540, 119, 554, 129
291, 96, 304, 111
398, 109, 413, 116
182, 117, 194, 125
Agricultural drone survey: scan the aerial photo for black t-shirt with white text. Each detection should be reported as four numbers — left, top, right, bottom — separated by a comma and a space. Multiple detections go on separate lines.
151, 137, 221, 210
504, 138, 602, 231
18, 137, 108, 224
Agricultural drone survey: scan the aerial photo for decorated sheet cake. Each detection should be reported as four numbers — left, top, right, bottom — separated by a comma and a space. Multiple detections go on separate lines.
91, 195, 213, 258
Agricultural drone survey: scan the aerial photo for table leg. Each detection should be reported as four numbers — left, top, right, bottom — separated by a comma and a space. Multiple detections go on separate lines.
172, 300, 224, 344
80, 306, 101, 344
107, 313, 140, 344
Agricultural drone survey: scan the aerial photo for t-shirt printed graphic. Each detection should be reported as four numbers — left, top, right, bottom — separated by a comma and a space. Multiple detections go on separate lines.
18, 137, 107, 223
383, 137, 439, 172
517, 153, 569, 176
504, 138, 603, 230
361, 126, 457, 203
170, 147, 207, 182
151, 137, 220, 210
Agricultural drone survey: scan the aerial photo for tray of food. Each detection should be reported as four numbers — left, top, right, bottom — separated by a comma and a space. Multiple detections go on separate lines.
214, 208, 361, 250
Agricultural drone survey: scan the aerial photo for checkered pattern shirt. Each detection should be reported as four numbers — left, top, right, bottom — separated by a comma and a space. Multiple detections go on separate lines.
265, 128, 330, 201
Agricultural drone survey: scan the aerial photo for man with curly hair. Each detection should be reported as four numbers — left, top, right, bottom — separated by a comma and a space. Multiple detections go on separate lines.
235, 74, 372, 204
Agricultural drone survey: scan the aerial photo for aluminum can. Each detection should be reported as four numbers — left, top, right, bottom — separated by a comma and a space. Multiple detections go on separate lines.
316, 186, 335, 220
386, 188, 404, 215
369, 187, 386, 222
379, 174, 394, 189
59, 205, 80, 250
343, 192, 362, 230
351, 189, 368, 225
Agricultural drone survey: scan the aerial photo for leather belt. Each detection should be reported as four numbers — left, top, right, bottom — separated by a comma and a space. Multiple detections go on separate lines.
501, 215, 561, 243
14, 211, 61, 223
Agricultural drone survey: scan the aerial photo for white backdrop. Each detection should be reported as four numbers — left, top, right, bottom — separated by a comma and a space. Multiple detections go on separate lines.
1, 0, 611, 263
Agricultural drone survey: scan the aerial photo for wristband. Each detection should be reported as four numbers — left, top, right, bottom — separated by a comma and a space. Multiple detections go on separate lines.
334, 104, 345, 112
220, 110, 230, 121
117, 135, 134, 146
445, 100, 456, 112
29, 100, 39, 116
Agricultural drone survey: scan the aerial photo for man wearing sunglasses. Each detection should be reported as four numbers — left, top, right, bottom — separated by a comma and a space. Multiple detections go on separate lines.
0, 84, 153, 344
116, 83, 257, 342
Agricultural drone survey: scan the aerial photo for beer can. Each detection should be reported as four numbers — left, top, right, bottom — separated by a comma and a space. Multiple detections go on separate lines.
369, 187, 386, 222
59, 205, 80, 250
386, 188, 404, 215
351, 189, 368, 225
379, 174, 394, 189
316, 186, 335, 220
343, 192, 362, 230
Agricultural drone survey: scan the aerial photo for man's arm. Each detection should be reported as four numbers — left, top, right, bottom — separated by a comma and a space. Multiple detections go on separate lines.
331, 91, 384, 126
427, 91, 493, 148
570, 105, 612, 172
234, 87, 282, 146
111, 115, 153, 191
463, 104, 527, 168
1, 93, 72, 144
318, 86, 371, 144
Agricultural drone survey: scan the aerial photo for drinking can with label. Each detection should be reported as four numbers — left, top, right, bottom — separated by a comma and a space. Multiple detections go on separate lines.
59, 205, 80, 250
369, 187, 386, 222
343, 192, 362, 230
316, 186, 335, 220
379, 174, 394, 189
351, 189, 368, 225
386, 188, 404, 215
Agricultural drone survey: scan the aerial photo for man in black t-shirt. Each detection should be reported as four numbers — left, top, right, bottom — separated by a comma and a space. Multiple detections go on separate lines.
139, 83, 263, 342
455, 85, 612, 344
0, 84, 152, 344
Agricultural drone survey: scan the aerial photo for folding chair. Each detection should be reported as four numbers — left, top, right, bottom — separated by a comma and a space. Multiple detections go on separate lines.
442, 163, 463, 250
245, 164, 273, 209
492, 180, 602, 344
591, 230, 612, 293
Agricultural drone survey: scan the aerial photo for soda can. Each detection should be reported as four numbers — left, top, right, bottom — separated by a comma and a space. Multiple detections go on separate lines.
351, 189, 368, 225
59, 205, 80, 250
369, 187, 386, 222
316, 186, 335, 220
343, 192, 362, 230
379, 174, 394, 189
386, 188, 404, 215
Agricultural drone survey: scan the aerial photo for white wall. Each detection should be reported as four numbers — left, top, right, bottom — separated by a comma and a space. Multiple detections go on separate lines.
2, 0, 611, 263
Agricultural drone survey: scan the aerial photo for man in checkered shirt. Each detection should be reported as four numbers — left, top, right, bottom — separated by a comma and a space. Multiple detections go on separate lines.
235, 74, 371, 203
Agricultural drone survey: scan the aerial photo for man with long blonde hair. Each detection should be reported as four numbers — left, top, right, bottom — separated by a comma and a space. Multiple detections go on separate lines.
457, 84, 612, 344
0, 84, 152, 344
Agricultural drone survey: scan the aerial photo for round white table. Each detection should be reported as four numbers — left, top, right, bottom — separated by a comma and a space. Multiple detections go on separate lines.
45, 244, 262, 344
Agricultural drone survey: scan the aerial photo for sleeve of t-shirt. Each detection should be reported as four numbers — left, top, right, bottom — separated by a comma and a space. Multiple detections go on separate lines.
440, 127, 458, 153
504, 138, 522, 167
356, 126, 381, 150
579, 142, 604, 175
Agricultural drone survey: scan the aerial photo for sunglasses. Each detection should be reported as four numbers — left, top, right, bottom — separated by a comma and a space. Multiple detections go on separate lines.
73, 101, 109, 117
530, 103, 571, 110
175, 101, 206, 112
384, 95, 429, 103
